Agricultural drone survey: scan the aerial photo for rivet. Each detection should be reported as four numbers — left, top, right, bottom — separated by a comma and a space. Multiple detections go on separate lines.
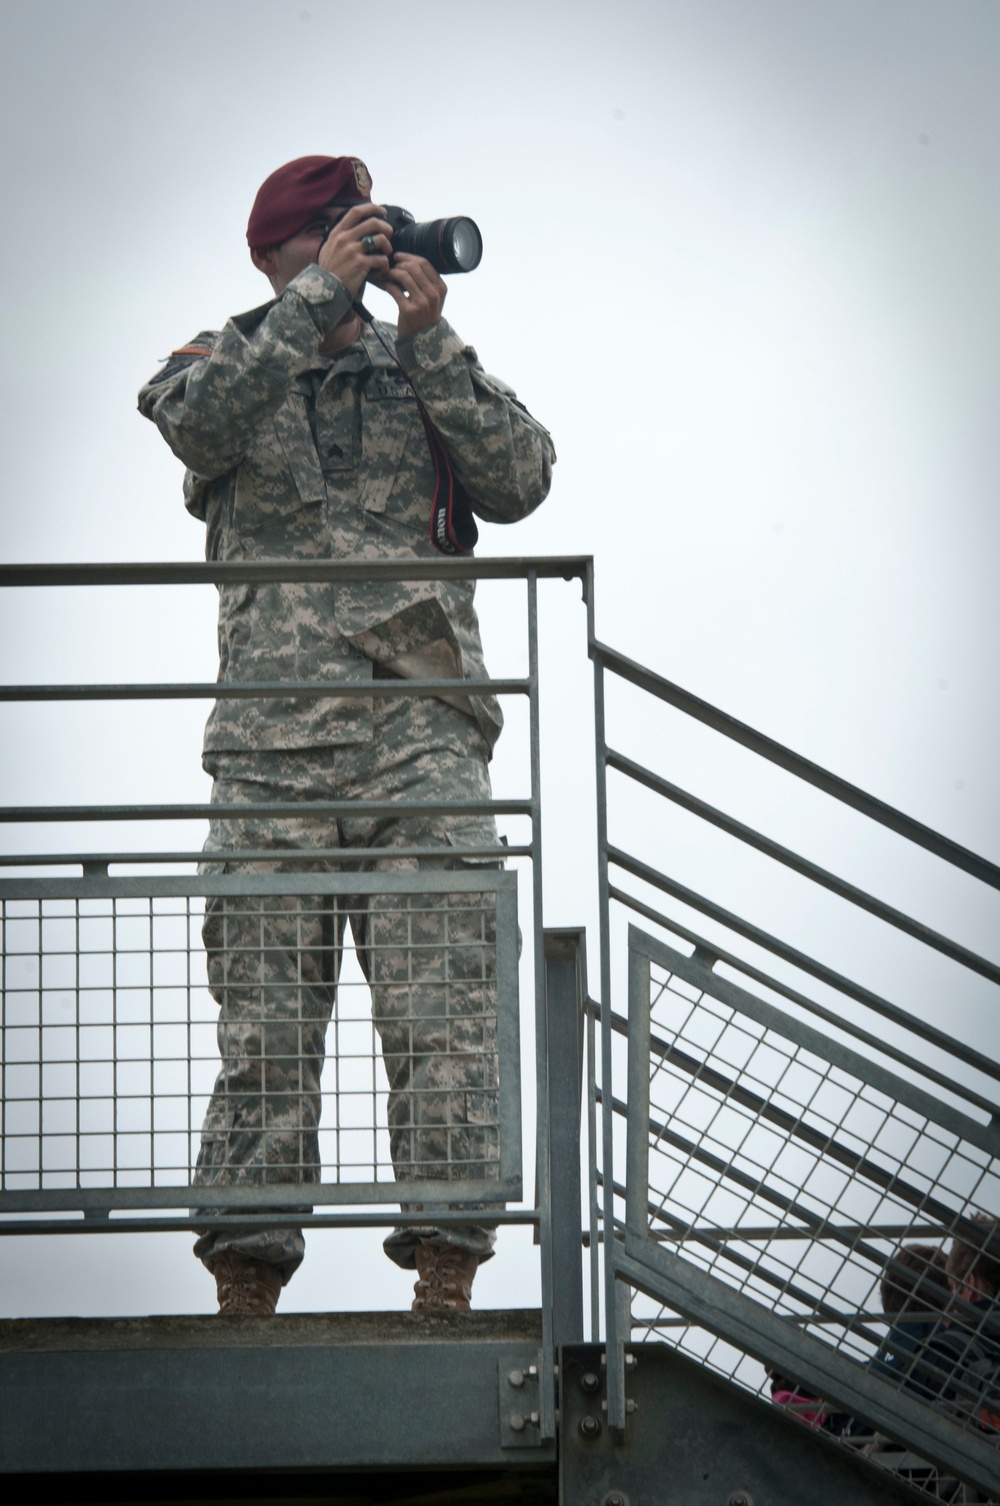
509, 1412, 526, 1432
508, 1368, 525, 1388
578, 1413, 602, 1439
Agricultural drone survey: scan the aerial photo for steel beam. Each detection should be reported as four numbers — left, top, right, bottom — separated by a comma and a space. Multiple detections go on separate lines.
0, 1312, 555, 1477
560, 1342, 925, 1506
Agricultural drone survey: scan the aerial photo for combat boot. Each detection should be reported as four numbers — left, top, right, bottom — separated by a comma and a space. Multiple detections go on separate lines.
411, 1239, 479, 1312
212, 1252, 283, 1315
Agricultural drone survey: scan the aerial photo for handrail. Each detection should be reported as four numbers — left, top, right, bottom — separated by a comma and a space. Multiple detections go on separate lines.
0, 557, 591, 587
606, 746, 1000, 986
0, 845, 535, 869
605, 885, 1000, 1118
593, 637, 1000, 890
607, 844, 1000, 1086
0, 798, 529, 824
0, 677, 530, 702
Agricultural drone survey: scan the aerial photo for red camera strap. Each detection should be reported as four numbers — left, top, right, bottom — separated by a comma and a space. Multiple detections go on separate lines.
354, 304, 478, 556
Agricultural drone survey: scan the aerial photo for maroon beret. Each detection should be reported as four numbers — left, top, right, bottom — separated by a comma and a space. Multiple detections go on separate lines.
246, 156, 374, 249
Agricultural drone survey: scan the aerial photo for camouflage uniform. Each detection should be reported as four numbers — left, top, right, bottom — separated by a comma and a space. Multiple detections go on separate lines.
138, 263, 554, 1280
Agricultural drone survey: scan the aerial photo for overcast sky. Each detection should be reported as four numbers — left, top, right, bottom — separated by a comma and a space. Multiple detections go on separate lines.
0, 0, 997, 1318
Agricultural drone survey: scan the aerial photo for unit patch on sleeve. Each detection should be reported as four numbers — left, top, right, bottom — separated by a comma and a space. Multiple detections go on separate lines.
147, 343, 214, 387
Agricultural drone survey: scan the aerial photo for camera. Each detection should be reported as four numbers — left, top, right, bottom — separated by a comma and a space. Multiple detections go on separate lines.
382, 206, 483, 275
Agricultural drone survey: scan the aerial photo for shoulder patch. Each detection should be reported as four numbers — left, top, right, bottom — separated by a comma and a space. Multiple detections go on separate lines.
144, 330, 218, 389
146, 347, 211, 388
145, 352, 204, 388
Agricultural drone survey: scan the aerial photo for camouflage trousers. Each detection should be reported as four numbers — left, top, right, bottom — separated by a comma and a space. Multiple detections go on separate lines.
192, 692, 502, 1284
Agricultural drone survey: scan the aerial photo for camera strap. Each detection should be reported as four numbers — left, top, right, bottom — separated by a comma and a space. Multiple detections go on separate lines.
353, 301, 478, 556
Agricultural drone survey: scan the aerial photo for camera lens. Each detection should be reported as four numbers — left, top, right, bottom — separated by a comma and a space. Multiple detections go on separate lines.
382, 207, 483, 275
445, 218, 483, 273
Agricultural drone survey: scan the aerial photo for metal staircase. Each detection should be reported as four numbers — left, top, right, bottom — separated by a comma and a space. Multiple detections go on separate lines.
589, 635, 1000, 1504
0, 557, 997, 1504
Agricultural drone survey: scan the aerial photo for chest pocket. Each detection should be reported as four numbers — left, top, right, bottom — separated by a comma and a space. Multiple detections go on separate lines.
360, 376, 426, 516
235, 384, 326, 531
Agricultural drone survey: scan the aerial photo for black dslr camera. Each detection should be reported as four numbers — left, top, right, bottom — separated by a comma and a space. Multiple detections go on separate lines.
382, 206, 483, 274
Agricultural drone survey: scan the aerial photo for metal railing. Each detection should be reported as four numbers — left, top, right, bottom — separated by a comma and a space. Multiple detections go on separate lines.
0, 557, 599, 1440
4, 553, 1000, 1494
1, 871, 521, 1223
588, 630, 1000, 1498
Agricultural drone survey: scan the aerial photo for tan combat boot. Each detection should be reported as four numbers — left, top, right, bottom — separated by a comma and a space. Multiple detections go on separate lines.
411, 1240, 479, 1312
212, 1252, 283, 1316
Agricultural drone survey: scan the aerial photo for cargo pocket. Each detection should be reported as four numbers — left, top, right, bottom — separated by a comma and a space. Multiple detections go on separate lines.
443, 820, 503, 869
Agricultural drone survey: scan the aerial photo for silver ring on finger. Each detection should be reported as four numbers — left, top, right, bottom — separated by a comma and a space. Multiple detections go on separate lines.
361, 234, 378, 256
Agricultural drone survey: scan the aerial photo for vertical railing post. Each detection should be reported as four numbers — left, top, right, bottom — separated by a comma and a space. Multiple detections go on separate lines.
585, 1000, 601, 1341
587, 567, 627, 1432
527, 568, 556, 1439
581, 562, 603, 1344
542, 928, 586, 1347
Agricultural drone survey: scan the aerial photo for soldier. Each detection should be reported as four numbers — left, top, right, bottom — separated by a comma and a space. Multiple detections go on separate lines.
138, 155, 555, 1315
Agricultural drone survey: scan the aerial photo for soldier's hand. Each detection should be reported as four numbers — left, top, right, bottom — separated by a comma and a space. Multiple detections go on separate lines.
374, 253, 448, 339
317, 203, 393, 295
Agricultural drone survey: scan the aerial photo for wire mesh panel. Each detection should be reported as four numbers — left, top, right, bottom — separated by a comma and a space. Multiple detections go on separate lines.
0, 872, 521, 1223
621, 923, 1000, 1500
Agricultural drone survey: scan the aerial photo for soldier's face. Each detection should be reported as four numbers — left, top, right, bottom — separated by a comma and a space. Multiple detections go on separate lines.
252, 202, 350, 294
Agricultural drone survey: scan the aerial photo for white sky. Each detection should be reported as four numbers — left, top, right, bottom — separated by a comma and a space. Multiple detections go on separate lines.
0, 0, 997, 1318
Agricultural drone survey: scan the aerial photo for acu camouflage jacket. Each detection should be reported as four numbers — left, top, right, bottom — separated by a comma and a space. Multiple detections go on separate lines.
138, 263, 555, 756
